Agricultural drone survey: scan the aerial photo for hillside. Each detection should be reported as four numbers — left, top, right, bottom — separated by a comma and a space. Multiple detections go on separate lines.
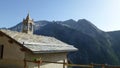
8, 19, 120, 66
108, 31, 120, 62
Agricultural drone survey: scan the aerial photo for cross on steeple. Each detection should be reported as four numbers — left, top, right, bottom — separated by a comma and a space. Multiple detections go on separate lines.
26, 13, 31, 20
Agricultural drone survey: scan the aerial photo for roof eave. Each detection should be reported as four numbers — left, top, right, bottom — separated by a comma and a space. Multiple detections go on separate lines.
0, 30, 33, 53
32, 49, 78, 54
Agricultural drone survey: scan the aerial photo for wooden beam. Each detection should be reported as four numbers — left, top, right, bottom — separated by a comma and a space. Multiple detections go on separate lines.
24, 59, 27, 68
38, 61, 40, 68
66, 64, 92, 67
63, 59, 65, 68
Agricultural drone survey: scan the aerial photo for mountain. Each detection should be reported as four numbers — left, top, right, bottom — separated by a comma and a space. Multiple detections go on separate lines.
8, 19, 120, 66
9, 20, 51, 32
0, 27, 8, 30
107, 31, 120, 62
61, 19, 102, 37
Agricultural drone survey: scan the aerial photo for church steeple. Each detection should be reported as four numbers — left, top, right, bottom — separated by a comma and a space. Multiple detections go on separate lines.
22, 13, 34, 34
26, 13, 31, 20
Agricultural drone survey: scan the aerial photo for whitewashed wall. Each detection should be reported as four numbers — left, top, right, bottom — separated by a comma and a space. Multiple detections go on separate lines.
25, 52, 68, 68
0, 35, 25, 68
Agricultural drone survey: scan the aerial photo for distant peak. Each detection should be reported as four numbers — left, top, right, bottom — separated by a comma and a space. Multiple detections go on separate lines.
65, 19, 76, 22
77, 19, 93, 25
77, 19, 100, 31
69, 19, 75, 21
77, 19, 89, 22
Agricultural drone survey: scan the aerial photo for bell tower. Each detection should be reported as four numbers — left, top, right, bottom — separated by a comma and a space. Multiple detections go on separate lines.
22, 13, 34, 34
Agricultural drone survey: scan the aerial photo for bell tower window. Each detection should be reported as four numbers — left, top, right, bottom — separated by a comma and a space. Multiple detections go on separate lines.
29, 23, 32, 31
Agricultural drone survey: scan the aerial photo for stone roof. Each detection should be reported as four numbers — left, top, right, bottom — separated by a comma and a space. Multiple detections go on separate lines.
0, 29, 77, 53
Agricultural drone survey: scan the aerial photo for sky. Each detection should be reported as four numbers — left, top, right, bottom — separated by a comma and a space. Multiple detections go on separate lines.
0, 0, 120, 31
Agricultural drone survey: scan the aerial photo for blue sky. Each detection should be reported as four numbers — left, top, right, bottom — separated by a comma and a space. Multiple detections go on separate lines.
0, 0, 120, 31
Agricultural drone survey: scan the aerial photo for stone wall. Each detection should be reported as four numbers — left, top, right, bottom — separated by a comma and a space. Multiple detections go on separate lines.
0, 35, 25, 68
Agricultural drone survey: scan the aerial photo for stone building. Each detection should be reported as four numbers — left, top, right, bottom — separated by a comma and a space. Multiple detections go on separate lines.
0, 14, 77, 68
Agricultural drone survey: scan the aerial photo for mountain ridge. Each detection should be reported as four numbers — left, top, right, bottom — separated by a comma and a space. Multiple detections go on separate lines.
4, 19, 120, 66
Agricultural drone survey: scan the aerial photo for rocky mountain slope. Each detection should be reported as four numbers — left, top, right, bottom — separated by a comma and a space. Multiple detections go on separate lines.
8, 19, 120, 66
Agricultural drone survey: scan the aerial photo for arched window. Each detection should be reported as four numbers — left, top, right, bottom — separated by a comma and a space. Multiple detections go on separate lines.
29, 23, 32, 31
23, 23, 28, 30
